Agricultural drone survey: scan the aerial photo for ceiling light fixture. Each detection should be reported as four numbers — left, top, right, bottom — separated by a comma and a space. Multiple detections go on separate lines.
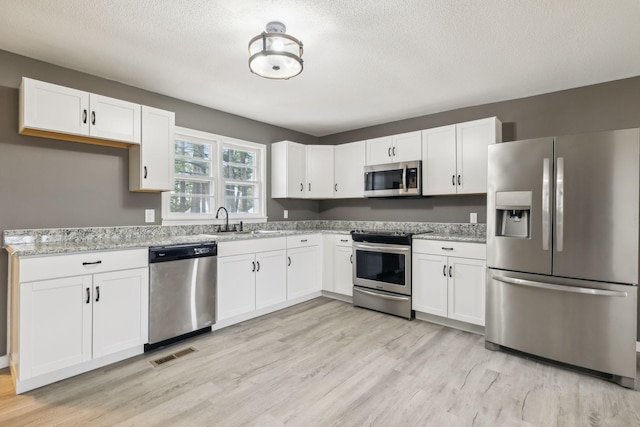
248, 21, 303, 80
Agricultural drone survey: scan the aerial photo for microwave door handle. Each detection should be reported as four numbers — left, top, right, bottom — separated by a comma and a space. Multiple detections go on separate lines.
402, 166, 408, 192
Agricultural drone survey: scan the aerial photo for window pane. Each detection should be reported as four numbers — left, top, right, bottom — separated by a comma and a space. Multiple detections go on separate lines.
175, 159, 211, 177
175, 140, 210, 160
170, 195, 213, 214
224, 184, 258, 213
223, 148, 256, 166
173, 180, 212, 195
223, 165, 256, 180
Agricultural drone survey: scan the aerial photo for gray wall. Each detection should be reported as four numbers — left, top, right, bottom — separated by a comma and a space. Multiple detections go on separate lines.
0, 50, 319, 355
318, 75, 640, 223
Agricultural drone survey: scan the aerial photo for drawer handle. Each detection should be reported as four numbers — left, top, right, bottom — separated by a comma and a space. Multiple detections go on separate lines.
340, 239, 348, 242
85, 288, 90, 304
301, 239, 308, 243
82, 260, 102, 266
441, 247, 454, 251
95, 286, 100, 302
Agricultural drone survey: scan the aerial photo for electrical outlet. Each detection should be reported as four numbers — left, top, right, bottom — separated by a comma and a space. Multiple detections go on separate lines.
470, 212, 477, 224
145, 209, 155, 223
283, 209, 289, 219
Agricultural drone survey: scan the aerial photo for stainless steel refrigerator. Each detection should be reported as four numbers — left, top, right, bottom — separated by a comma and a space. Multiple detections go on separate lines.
486, 128, 639, 388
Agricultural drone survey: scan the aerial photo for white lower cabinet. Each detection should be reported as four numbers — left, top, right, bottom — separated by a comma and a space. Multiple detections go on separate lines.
322, 234, 353, 297
287, 235, 322, 300
217, 238, 288, 322
412, 240, 486, 326
10, 249, 148, 393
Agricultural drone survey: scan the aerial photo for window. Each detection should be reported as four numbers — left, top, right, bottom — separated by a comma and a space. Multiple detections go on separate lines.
162, 127, 266, 224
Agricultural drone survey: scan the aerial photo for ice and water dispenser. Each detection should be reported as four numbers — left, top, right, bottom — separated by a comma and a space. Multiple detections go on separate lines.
494, 191, 532, 238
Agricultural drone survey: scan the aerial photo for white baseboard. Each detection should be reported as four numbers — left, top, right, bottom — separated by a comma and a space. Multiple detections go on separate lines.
0, 354, 8, 369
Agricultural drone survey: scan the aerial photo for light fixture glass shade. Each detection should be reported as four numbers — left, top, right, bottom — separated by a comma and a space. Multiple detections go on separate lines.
248, 22, 303, 79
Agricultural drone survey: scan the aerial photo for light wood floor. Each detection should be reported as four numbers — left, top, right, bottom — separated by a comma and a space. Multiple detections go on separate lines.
0, 297, 638, 426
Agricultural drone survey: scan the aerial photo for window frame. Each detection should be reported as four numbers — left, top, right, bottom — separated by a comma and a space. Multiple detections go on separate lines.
162, 127, 267, 225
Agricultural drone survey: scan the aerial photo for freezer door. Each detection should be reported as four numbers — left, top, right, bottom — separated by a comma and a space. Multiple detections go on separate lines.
486, 268, 637, 382
554, 129, 639, 284
487, 137, 553, 274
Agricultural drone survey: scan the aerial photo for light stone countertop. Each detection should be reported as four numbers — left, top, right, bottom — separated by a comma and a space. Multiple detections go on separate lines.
3, 221, 485, 257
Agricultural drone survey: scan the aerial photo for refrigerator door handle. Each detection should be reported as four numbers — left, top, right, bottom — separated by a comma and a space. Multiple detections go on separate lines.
542, 158, 551, 251
556, 157, 564, 252
493, 275, 628, 297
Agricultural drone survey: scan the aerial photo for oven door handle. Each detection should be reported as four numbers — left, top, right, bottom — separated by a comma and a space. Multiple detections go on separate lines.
354, 287, 409, 301
353, 242, 411, 254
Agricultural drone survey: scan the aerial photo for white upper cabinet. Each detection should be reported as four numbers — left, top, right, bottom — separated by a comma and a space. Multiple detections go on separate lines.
20, 77, 142, 146
422, 117, 501, 195
271, 140, 307, 198
334, 141, 365, 198
366, 131, 421, 165
306, 145, 334, 198
129, 106, 174, 192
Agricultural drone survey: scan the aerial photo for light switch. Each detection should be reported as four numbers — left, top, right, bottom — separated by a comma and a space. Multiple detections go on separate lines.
145, 209, 155, 223
283, 209, 289, 219
470, 212, 477, 224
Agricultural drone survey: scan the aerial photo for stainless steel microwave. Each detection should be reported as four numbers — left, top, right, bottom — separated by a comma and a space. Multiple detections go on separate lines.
364, 160, 422, 197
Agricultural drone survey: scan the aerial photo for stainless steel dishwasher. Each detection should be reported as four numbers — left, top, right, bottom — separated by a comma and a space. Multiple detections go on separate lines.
146, 241, 217, 351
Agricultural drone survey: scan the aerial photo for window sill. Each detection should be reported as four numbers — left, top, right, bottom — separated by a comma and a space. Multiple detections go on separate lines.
162, 217, 268, 226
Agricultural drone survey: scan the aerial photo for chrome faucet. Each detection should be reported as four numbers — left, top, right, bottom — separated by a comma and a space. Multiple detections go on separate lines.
215, 206, 229, 232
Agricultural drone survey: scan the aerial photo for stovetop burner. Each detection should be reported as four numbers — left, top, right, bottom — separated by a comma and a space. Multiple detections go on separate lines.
351, 229, 414, 245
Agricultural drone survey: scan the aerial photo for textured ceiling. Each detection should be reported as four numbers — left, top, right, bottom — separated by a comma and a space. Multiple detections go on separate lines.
0, 0, 639, 137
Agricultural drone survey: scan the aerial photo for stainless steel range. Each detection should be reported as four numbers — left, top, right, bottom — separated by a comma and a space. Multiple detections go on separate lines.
351, 230, 414, 319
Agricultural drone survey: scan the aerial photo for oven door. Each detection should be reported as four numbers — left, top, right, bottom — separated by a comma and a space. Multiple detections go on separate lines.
352, 242, 411, 295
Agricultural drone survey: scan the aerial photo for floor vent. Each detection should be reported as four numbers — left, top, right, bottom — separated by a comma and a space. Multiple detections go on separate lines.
150, 347, 197, 367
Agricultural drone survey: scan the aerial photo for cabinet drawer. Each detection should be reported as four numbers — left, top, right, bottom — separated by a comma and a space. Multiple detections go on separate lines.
287, 234, 322, 248
413, 240, 486, 259
19, 249, 148, 283
218, 237, 286, 257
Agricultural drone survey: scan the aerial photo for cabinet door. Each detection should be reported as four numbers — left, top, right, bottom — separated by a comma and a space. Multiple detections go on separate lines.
89, 94, 141, 144
288, 141, 307, 198
255, 250, 287, 309
306, 145, 335, 198
217, 254, 256, 320
287, 246, 321, 299
20, 275, 93, 379
456, 118, 497, 194
333, 245, 354, 296
412, 253, 448, 317
92, 268, 149, 359
21, 77, 90, 137
422, 125, 457, 195
393, 131, 422, 162
366, 136, 394, 165
447, 257, 486, 326
130, 106, 174, 191
334, 141, 366, 198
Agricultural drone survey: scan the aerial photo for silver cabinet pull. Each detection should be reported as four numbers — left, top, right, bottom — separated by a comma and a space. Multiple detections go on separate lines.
556, 156, 564, 252
542, 157, 551, 251
494, 275, 627, 297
